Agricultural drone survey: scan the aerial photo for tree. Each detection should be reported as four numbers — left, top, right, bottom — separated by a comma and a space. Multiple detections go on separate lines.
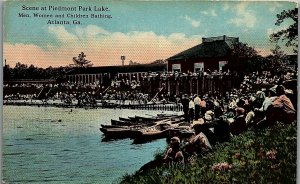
264, 45, 289, 74
128, 60, 141, 65
3, 63, 12, 81
231, 42, 258, 58
270, 8, 298, 53
3, 62, 67, 81
228, 42, 261, 73
13, 62, 28, 79
150, 59, 167, 65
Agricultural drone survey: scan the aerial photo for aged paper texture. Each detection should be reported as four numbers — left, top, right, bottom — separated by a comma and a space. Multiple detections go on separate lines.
3, 1, 298, 183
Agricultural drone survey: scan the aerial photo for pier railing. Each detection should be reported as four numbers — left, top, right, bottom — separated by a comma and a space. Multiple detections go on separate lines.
140, 74, 242, 97
3, 100, 183, 112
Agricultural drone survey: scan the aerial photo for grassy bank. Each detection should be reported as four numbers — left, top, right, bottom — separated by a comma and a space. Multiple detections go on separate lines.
119, 122, 297, 184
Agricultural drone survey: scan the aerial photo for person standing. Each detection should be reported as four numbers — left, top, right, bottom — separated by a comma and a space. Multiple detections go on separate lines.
181, 94, 190, 122
200, 96, 207, 117
188, 97, 195, 123
194, 95, 201, 120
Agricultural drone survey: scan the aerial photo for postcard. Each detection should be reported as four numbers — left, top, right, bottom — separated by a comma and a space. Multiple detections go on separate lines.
3, 0, 298, 183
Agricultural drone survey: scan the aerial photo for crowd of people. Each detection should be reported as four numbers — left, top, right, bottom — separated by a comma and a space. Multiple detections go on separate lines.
4, 69, 296, 104
140, 70, 233, 79
240, 70, 297, 92
3, 69, 297, 172
157, 83, 296, 168
139, 82, 296, 173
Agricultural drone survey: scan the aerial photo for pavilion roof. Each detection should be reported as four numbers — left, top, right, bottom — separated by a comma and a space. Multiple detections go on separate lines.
168, 35, 238, 61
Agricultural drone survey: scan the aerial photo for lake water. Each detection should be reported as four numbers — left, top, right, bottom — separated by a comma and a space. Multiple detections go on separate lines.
3, 106, 170, 184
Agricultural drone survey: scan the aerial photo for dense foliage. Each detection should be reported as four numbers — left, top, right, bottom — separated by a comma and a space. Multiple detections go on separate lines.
3, 62, 66, 81
270, 8, 298, 53
119, 122, 297, 184
227, 42, 261, 74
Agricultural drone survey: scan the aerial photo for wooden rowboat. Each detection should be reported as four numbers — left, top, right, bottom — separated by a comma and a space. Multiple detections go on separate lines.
99, 127, 142, 139
133, 129, 170, 144
111, 119, 133, 126
119, 117, 133, 122
101, 124, 129, 129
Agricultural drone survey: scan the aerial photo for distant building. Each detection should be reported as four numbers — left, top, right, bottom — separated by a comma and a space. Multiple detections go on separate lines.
65, 63, 166, 84
167, 35, 239, 73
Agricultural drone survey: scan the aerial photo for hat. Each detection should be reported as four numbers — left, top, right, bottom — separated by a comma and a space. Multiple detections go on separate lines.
171, 136, 180, 143
266, 88, 276, 96
256, 91, 265, 99
285, 89, 293, 94
213, 101, 220, 107
206, 110, 214, 116
235, 107, 245, 115
226, 118, 235, 124
204, 114, 212, 121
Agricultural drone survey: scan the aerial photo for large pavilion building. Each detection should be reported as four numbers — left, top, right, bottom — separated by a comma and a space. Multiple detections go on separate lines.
167, 35, 239, 73
64, 63, 166, 84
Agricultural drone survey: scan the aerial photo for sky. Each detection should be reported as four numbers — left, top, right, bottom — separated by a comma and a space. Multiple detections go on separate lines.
3, 0, 298, 68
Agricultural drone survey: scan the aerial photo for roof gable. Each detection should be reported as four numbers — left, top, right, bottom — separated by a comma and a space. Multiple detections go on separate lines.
168, 35, 238, 61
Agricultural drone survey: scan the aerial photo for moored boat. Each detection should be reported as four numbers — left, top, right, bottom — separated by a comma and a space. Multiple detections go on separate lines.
101, 124, 129, 129
99, 127, 142, 139
133, 129, 171, 144
119, 117, 133, 122
100, 114, 187, 142
111, 119, 133, 126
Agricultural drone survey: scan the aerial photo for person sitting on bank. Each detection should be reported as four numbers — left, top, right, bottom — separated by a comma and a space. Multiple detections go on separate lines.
254, 89, 276, 117
204, 110, 214, 123
229, 107, 247, 136
184, 132, 212, 157
265, 85, 296, 125
213, 100, 223, 119
246, 89, 276, 127
192, 115, 230, 146
163, 137, 184, 163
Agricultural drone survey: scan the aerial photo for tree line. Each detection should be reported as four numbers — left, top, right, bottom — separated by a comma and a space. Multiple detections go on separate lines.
3, 62, 67, 81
